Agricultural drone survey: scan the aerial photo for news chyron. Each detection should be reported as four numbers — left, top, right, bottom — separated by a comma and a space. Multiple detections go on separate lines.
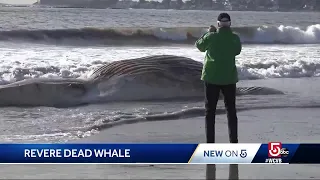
266, 142, 289, 163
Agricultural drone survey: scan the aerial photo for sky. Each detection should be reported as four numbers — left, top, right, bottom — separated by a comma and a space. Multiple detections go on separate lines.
0, 0, 36, 4
0, 0, 169, 4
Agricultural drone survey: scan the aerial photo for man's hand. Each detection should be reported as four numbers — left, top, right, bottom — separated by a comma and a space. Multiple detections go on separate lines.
208, 25, 217, 32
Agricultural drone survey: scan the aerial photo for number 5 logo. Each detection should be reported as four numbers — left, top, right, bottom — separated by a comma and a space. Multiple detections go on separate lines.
268, 142, 282, 158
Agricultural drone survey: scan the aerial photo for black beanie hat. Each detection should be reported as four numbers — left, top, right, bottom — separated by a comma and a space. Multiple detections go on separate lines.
217, 13, 231, 22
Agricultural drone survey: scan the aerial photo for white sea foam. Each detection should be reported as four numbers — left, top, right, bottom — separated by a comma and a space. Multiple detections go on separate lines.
153, 24, 320, 44
0, 44, 319, 85
240, 24, 320, 44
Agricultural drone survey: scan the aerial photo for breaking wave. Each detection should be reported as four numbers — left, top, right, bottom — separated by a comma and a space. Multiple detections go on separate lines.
0, 24, 319, 45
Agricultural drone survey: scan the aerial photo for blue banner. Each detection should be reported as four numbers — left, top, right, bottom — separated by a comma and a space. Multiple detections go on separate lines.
251, 143, 299, 163
289, 144, 320, 164
0, 144, 197, 163
0, 143, 319, 164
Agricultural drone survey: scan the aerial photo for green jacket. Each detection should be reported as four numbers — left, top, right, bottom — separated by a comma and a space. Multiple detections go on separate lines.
195, 27, 242, 85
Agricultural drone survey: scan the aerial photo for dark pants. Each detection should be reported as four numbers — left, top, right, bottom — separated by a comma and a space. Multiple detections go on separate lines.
204, 82, 238, 143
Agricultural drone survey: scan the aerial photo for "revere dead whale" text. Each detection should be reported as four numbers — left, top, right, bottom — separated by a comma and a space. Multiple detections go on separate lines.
24, 149, 131, 158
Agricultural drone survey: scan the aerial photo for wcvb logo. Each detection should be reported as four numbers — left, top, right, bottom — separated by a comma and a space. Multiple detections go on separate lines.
268, 142, 282, 158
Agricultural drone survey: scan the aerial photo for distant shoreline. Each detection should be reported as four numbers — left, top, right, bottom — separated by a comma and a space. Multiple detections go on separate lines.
0, 5, 319, 13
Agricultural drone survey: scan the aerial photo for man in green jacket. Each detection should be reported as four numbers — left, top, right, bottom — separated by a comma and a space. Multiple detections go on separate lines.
195, 13, 242, 144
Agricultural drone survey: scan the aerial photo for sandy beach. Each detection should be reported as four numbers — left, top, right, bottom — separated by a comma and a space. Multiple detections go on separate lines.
0, 108, 319, 179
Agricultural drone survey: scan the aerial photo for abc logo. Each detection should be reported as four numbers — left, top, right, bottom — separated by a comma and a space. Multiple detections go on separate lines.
280, 148, 289, 157
268, 142, 289, 158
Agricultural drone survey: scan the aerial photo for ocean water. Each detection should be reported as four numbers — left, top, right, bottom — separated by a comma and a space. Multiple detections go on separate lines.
0, 7, 319, 142
0, 7, 320, 179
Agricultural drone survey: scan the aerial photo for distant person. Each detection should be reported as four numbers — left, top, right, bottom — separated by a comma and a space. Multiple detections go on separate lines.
195, 13, 242, 144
